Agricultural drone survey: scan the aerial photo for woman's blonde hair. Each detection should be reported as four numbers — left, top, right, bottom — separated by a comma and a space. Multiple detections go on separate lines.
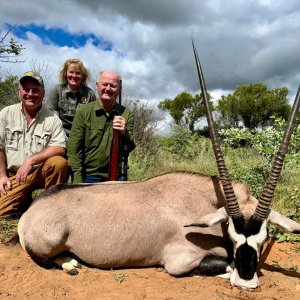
59, 58, 91, 86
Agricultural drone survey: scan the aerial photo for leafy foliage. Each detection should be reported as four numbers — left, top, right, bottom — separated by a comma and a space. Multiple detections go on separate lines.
0, 75, 19, 110
219, 117, 300, 165
158, 91, 213, 132
0, 26, 24, 63
217, 94, 240, 128
228, 160, 269, 198
216, 83, 290, 129
162, 125, 212, 160
269, 225, 300, 243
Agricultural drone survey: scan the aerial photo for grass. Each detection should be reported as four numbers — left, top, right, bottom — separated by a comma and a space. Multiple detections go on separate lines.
0, 216, 19, 244
272, 166, 300, 215
111, 269, 128, 283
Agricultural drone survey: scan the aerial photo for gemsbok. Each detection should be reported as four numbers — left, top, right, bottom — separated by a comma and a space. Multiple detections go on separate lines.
18, 41, 300, 289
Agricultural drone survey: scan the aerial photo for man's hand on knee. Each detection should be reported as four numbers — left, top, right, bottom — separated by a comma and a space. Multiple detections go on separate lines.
0, 175, 12, 196
16, 159, 33, 185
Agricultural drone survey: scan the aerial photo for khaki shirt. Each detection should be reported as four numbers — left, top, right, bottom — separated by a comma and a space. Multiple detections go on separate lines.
0, 103, 67, 172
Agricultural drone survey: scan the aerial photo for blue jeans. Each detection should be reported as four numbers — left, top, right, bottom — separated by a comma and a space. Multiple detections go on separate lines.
84, 174, 105, 183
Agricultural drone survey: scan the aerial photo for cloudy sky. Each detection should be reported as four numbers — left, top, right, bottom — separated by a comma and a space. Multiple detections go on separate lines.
1, 0, 300, 133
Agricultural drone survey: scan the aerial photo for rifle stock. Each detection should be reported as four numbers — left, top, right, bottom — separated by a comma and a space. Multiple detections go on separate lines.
108, 79, 128, 181
108, 129, 120, 181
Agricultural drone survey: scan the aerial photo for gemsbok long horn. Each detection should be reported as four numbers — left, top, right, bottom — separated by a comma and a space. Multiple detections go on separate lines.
254, 85, 300, 220
192, 40, 242, 218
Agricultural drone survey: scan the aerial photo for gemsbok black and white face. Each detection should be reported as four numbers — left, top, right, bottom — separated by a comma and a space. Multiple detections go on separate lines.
192, 206, 300, 289
227, 216, 267, 288
192, 40, 300, 289
192, 209, 269, 289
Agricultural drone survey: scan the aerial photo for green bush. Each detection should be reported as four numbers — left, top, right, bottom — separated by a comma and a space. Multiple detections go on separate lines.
219, 117, 300, 165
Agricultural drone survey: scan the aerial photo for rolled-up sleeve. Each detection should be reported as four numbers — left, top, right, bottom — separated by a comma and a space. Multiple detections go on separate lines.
48, 115, 67, 148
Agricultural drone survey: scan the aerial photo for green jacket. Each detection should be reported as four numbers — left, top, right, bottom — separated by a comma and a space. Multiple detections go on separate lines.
67, 100, 135, 183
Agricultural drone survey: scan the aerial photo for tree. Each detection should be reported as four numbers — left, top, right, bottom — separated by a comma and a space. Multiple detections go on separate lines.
125, 99, 163, 151
0, 75, 19, 110
217, 94, 240, 128
216, 83, 291, 129
0, 26, 24, 63
29, 59, 56, 94
158, 91, 212, 132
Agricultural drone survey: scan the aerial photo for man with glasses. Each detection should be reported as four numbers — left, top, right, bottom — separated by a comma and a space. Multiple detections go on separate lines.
68, 70, 135, 183
0, 71, 69, 217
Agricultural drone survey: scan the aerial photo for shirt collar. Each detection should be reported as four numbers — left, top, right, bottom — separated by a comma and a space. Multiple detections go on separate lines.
20, 102, 44, 118
94, 100, 119, 117
94, 99, 119, 112
62, 84, 85, 96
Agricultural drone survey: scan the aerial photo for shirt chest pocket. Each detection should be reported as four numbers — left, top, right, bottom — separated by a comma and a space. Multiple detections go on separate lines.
59, 98, 77, 116
87, 125, 106, 147
5, 127, 23, 151
33, 131, 51, 152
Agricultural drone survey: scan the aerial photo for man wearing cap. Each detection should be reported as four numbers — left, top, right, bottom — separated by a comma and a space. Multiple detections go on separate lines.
0, 71, 69, 217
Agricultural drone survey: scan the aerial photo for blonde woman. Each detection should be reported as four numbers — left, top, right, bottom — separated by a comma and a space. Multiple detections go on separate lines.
47, 59, 96, 136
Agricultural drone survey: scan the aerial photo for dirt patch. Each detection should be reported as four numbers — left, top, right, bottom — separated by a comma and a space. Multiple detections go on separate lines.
0, 240, 300, 300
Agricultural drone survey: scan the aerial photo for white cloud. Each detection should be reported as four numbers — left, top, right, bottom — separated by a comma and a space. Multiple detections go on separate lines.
1, 0, 300, 133
210, 89, 232, 102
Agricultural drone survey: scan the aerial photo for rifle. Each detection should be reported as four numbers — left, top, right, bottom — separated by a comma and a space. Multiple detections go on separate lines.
108, 79, 129, 181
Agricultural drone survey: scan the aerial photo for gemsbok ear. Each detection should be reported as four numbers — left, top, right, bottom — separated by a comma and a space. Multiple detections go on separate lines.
267, 210, 300, 234
184, 207, 228, 228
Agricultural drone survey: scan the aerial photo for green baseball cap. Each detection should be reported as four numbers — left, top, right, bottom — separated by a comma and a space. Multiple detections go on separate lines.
19, 71, 44, 86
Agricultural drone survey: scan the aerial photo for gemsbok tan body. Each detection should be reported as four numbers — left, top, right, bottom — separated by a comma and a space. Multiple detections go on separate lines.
17, 173, 300, 289
18, 42, 300, 289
